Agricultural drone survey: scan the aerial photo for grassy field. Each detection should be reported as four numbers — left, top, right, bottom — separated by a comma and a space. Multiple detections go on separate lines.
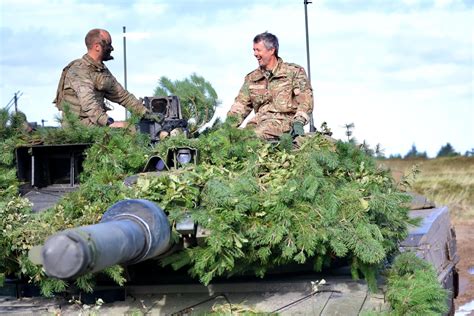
378, 156, 474, 222
379, 156, 474, 306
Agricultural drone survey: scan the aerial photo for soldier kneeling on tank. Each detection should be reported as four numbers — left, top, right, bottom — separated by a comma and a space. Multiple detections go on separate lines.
54, 28, 161, 127
227, 32, 314, 141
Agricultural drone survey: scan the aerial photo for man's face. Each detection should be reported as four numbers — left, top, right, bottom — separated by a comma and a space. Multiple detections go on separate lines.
253, 41, 275, 70
98, 33, 114, 61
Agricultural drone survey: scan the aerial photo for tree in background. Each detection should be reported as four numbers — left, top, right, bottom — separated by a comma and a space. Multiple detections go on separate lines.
464, 148, 474, 157
436, 143, 460, 157
375, 143, 386, 159
389, 153, 402, 159
359, 142, 386, 159
360, 140, 374, 156
343, 122, 355, 142
154, 74, 219, 133
404, 144, 427, 159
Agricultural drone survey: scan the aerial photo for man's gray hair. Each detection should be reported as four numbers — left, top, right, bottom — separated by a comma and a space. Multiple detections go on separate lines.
253, 32, 279, 57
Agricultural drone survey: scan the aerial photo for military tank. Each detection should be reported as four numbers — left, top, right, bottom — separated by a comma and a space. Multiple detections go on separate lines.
15, 97, 458, 314
29, 190, 458, 314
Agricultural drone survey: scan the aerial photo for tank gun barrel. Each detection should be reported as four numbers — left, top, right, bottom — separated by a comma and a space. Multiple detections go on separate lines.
41, 199, 171, 279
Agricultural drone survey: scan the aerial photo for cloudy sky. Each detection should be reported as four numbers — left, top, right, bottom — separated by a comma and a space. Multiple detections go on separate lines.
0, 0, 472, 157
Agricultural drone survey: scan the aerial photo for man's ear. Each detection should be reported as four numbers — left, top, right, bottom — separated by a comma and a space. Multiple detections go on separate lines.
93, 42, 101, 52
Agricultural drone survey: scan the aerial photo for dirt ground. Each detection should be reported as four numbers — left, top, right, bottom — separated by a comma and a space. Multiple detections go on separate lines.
453, 218, 474, 308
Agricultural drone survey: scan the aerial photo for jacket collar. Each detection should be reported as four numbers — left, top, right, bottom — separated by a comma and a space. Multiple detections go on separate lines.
250, 57, 285, 82
82, 54, 106, 71
271, 57, 284, 76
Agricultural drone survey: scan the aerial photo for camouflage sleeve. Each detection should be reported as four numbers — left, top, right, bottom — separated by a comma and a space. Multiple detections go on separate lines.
293, 67, 313, 125
67, 63, 109, 126
105, 75, 148, 117
227, 80, 253, 126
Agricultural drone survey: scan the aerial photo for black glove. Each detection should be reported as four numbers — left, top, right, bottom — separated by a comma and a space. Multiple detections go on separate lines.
290, 121, 305, 138
143, 112, 164, 123
106, 117, 115, 126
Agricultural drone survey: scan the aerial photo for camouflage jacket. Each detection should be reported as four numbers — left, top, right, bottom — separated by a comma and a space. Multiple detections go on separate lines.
54, 54, 147, 126
227, 58, 313, 139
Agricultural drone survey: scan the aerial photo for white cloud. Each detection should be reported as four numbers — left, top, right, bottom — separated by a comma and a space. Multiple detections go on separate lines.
0, 0, 472, 157
132, 1, 167, 15
433, 0, 456, 8
125, 31, 153, 41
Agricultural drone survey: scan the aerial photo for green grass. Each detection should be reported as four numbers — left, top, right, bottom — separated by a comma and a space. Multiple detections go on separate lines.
378, 157, 474, 222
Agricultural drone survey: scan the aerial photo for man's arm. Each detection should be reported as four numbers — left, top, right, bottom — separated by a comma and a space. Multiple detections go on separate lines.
105, 75, 148, 117
292, 67, 313, 125
227, 81, 253, 126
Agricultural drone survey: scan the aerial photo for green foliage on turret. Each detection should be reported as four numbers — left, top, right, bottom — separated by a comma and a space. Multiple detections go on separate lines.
386, 252, 449, 315
136, 119, 413, 289
0, 110, 145, 295
1, 112, 413, 296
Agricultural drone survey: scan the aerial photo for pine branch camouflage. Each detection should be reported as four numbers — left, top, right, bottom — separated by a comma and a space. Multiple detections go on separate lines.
386, 252, 448, 315
137, 120, 412, 289
0, 116, 412, 298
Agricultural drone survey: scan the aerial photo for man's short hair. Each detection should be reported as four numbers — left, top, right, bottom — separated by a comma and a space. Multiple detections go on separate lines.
85, 29, 103, 49
253, 32, 279, 57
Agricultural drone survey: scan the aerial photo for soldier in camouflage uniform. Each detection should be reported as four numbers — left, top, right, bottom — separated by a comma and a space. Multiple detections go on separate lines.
54, 29, 158, 126
227, 32, 313, 140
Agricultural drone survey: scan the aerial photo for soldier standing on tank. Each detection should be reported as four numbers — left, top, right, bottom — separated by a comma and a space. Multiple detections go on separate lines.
227, 32, 313, 140
54, 28, 160, 126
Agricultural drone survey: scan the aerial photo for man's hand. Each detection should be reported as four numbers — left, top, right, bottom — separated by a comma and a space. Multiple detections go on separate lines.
106, 117, 115, 126
290, 121, 305, 138
143, 112, 164, 123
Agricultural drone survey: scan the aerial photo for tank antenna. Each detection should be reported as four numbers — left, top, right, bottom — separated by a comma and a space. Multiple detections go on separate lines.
304, 0, 316, 132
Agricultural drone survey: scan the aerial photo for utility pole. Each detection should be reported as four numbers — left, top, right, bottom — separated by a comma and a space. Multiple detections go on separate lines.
14, 91, 19, 112
304, 0, 316, 132
123, 26, 129, 119
4, 91, 22, 111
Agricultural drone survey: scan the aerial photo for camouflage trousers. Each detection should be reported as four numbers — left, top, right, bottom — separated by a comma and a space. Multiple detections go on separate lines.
246, 112, 294, 140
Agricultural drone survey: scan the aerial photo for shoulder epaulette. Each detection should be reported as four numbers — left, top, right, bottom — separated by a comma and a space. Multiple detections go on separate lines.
284, 62, 304, 71
246, 68, 264, 81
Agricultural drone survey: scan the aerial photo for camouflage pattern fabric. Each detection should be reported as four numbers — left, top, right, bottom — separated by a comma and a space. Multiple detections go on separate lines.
54, 54, 147, 126
228, 58, 313, 140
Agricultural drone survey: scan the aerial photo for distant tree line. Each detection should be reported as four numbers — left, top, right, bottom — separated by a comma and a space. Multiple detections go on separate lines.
341, 122, 472, 159
384, 142, 473, 159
